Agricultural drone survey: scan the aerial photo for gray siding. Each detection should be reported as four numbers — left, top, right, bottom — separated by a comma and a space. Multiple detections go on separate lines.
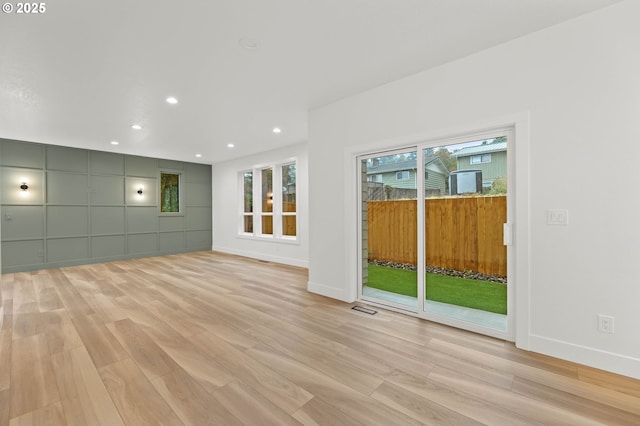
456, 151, 507, 185
380, 169, 417, 189
0, 138, 212, 273
425, 171, 448, 196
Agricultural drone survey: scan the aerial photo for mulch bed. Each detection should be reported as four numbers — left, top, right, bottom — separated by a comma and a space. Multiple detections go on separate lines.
369, 259, 507, 284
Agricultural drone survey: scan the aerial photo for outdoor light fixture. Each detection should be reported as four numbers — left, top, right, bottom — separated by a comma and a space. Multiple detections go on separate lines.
20, 181, 28, 191
137, 187, 144, 195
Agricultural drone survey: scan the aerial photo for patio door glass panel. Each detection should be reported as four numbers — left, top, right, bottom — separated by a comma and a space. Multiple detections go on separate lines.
360, 150, 417, 309
423, 137, 508, 329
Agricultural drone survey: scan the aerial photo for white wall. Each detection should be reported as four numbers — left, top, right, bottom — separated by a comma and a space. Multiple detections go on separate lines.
212, 142, 309, 267
308, 1, 640, 379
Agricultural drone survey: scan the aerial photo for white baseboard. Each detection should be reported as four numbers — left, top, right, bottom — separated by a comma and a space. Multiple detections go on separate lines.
307, 280, 355, 303
212, 245, 308, 268
529, 334, 640, 380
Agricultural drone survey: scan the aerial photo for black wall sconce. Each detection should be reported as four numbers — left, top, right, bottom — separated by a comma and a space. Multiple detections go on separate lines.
137, 188, 144, 195
20, 182, 29, 191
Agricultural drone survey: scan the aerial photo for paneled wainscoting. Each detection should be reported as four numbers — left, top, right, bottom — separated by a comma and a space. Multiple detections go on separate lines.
0, 251, 638, 425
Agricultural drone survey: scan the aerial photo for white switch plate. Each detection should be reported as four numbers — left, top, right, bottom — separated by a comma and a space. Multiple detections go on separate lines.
547, 209, 569, 225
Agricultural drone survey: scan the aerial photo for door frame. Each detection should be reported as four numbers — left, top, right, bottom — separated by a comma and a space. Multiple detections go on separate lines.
347, 115, 530, 343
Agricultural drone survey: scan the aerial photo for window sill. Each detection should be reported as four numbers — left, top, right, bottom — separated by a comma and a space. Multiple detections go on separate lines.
237, 233, 299, 245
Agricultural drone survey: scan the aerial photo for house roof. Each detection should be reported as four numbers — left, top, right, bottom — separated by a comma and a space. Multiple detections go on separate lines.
451, 142, 507, 157
367, 157, 449, 175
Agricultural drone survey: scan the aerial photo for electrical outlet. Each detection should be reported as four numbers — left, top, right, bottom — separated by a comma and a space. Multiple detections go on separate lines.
598, 314, 614, 334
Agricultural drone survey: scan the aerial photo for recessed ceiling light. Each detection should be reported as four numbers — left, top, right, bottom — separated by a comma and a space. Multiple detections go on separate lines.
272, 127, 281, 134
239, 38, 259, 50
195, 154, 202, 158
227, 143, 235, 148
131, 124, 143, 130
166, 96, 178, 104
110, 141, 119, 145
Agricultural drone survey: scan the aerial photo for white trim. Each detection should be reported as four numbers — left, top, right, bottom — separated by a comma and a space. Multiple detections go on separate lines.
213, 245, 308, 268
529, 334, 640, 380
308, 280, 353, 302
236, 233, 300, 245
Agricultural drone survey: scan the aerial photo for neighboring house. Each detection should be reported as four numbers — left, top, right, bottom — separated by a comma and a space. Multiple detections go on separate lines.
450, 141, 507, 190
366, 157, 450, 196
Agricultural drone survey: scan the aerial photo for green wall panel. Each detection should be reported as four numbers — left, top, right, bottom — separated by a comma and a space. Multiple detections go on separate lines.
159, 159, 184, 170
47, 237, 89, 262
91, 175, 124, 205
159, 232, 185, 251
1, 239, 44, 268
127, 207, 158, 233
1, 168, 44, 205
1, 138, 211, 273
159, 216, 184, 232
47, 206, 88, 237
1, 206, 44, 240
186, 230, 211, 249
91, 207, 125, 235
47, 172, 89, 204
0, 140, 44, 168
186, 207, 212, 230
126, 155, 157, 177
46, 145, 88, 172
92, 235, 126, 258
186, 163, 211, 183
90, 151, 125, 175
125, 177, 157, 206
185, 183, 211, 207
127, 233, 158, 254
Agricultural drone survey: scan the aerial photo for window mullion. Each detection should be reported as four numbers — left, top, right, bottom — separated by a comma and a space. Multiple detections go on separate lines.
273, 165, 283, 238
254, 167, 262, 235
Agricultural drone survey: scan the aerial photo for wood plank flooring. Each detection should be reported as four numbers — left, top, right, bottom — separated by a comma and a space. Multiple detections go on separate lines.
1, 251, 639, 425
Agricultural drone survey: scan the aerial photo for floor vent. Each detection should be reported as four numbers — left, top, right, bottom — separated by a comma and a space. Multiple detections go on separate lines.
351, 305, 377, 315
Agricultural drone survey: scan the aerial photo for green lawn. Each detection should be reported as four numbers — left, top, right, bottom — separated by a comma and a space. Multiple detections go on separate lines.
366, 264, 507, 314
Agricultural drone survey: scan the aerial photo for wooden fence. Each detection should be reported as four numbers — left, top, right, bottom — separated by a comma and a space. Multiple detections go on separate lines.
367, 195, 506, 276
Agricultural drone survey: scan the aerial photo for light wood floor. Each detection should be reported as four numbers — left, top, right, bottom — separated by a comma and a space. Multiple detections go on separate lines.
1, 251, 639, 425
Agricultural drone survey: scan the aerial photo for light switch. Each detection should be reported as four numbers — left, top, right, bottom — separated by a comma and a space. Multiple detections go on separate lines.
547, 209, 569, 225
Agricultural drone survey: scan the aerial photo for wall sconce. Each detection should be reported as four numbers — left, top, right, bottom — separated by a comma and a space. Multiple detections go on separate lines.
267, 192, 273, 204
20, 180, 29, 191
137, 187, 144, 196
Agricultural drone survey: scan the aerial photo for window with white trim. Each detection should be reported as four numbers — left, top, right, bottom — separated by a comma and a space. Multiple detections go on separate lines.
239, 160, 297, 240
281, 163, 297, 237
241, 171, 253, 233
368, 174, 382, 183
261, 167, 273, 235
396, 170, 410, 180
470, 154, 492, 164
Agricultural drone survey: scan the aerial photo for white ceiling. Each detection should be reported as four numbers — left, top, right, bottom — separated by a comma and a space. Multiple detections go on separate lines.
0, 0, 621, 164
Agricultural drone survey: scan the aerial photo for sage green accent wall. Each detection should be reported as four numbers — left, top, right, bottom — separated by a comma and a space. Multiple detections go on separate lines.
0, 139, 212, 273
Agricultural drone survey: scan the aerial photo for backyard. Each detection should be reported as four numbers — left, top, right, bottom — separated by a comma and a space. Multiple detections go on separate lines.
366, 264, 507, 314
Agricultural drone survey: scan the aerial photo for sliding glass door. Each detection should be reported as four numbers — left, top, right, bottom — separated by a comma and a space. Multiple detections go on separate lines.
360, 149, 418, 310
422, 136, 508, 331
358, 131, 512, 336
